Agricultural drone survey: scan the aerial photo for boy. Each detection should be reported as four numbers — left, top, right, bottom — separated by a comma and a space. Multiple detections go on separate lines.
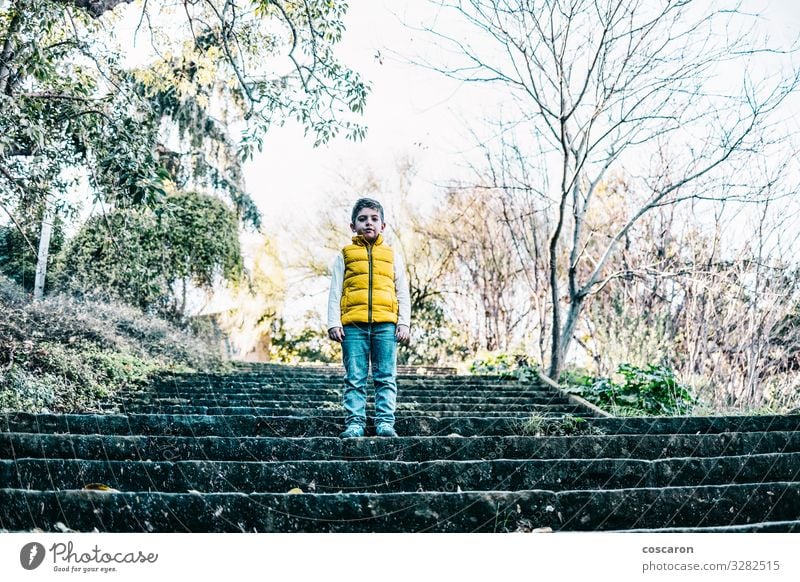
327, 198, 411, 438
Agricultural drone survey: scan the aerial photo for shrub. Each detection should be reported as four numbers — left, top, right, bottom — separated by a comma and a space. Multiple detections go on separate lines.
52, 191, 243, 320
562, 363, 697, 416
469, 352, 540, 381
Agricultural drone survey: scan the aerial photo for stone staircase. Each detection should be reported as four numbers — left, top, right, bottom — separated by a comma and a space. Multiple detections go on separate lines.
1, 363, 799, 532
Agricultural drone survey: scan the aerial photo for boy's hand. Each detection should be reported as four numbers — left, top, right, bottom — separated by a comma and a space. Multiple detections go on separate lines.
396, 324, 411, 345
328, 327, 344, 342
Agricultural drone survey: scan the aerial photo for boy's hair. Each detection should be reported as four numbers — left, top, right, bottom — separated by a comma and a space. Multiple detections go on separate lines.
351, 198, 385, 224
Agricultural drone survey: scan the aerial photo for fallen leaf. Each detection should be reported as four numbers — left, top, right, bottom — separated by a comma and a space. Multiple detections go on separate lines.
83, 483, 120, 493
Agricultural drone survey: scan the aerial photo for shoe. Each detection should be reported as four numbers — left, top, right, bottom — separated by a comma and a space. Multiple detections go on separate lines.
339, 425, 365, 438
375, 423, 398, 437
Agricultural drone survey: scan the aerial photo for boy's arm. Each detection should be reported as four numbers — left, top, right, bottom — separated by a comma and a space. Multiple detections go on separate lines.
394, 252, 411, 343
327, 254, 345, 342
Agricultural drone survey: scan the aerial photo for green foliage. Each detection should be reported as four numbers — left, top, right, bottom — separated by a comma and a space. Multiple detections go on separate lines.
158, 191, 244, 288
0, 367, 59, 412
53, 191, 243, 319
84, 348, 159, 388
469, 352, 540, 381
1, 0, 370, 248
0, 209, 65, 292
268, 318, 339, 364
562, 363, 698, 416
0, 3, 167, 213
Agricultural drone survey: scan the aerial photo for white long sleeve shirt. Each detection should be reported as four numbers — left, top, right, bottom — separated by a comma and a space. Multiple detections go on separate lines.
327, 249, 411, 330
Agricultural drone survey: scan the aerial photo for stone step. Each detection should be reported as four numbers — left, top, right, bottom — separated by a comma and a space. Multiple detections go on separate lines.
101, 405, 588, 417
157, 372, 512, 384
4, 413, 797, 437
618, 520, 800, 533
6, 359, 794, 534
100, 406, 560, 419
592, 415, 800, 434
157, 370, 510, 379
559, 481, 800, 531
2, 482, 798, 532
227, 365, 460, 376
0, 413, 547, 437
4, 431, 798, 462
101, 409, 577, 420
5, 453, 799, 494
153, 374, 516, 382
149, 381, 546, 392
109, 393, 570, 405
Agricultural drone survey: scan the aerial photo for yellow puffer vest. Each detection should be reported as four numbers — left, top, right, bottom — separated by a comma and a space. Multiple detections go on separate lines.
341, 233, 398, 325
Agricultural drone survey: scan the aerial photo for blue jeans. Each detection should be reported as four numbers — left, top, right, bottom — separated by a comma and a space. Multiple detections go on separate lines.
341, 322, 397, 428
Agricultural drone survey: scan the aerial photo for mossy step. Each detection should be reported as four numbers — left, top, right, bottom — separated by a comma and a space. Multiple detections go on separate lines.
155, 372, 519, 380
2, 482, 798, 532
0, 413, 549, 437
5, 413, 798, 437
156, 372, 515, 383
6, 453, 799, 493
112, 393, 569, 405
6, 431, 800, 461
102, 408, 575, 420
5, 431, 797, 462
618, 520, 800, 532
103, 405, 588, 416
558, 481, 800, 531
589, 415, 800, 434
150, 381, 547, 392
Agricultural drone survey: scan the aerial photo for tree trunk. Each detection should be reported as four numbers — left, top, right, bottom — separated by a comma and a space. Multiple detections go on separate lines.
33, 200, 54, 301
556, 294, 586, 376
0, 6, 22, 95
181, 277, 187, 317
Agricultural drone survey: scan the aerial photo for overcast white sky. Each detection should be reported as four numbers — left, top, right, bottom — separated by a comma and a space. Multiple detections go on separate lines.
247, 1, 507, 232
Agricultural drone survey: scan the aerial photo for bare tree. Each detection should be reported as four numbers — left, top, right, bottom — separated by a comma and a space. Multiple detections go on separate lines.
415, 0, 800, 377
576, 174, 800, 411
428, 187, 533, 352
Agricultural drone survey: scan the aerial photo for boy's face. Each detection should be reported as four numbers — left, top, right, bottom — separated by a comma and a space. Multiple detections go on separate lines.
350, 206, 386, 243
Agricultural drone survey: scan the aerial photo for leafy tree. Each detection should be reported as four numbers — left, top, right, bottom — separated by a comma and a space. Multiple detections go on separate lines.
0, 0, 368, 295
53, 191, 243, 319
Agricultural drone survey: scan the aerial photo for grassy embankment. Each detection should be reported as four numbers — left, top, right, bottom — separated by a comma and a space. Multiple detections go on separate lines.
0, 275, 228, 413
